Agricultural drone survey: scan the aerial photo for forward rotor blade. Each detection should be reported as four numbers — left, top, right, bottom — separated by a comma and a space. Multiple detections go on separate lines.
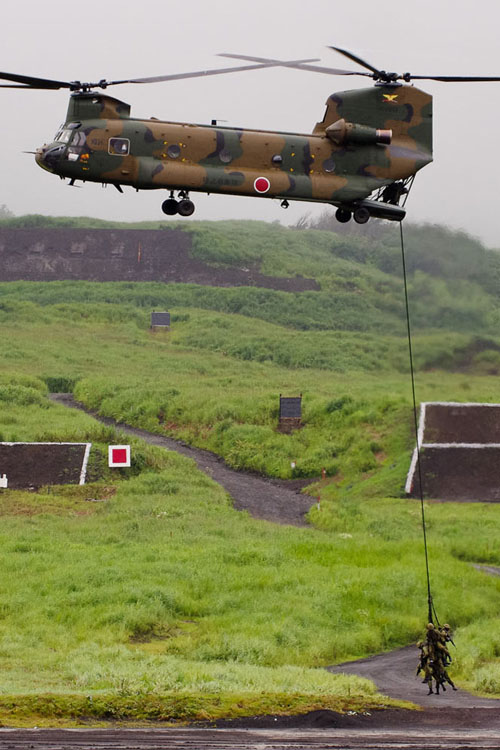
217, 53, 320, 66
0, 84, 60, 88
218, 53, 365, 77
0, 60, 292, 92
107, 60, 301, 86
0, 71, 71, 89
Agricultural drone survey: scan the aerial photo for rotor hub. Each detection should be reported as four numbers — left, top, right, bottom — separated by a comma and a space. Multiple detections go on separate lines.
373, 70, 400, 83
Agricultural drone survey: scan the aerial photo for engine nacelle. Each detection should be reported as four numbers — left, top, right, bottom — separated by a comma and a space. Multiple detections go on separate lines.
326, 118, 392, 146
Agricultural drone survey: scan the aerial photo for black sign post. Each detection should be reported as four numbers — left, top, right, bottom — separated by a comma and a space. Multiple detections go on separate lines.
150, 311, 171, 330
278, 394, 302, 433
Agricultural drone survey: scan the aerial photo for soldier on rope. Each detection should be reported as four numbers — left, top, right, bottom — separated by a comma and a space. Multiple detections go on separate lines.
416, 622, 457, 695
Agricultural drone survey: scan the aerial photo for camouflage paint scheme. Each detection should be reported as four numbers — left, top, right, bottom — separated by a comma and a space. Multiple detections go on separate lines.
36, 84, 432, 210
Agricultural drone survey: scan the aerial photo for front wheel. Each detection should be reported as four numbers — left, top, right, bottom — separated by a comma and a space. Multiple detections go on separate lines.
335, 207, 352, 223
162, 198, 178, 215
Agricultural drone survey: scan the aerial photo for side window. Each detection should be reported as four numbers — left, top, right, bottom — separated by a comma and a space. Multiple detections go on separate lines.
65, 131, 88, 162
109, 137, 130, 156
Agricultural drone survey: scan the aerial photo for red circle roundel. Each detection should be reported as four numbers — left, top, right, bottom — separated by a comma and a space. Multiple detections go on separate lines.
254, 177, 270, 194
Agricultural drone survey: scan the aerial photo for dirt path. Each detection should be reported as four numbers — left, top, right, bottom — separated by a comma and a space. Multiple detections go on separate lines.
329, 645, 499, 708
50, 394, 315, 526
473, 564, 500, 577
1, 712, 500, 749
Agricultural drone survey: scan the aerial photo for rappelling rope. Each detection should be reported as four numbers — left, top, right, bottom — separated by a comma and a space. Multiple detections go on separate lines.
399, 222, 436, 625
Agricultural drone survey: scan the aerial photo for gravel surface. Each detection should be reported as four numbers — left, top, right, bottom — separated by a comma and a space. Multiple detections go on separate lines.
1, 716, 500, 749
329, 646, 499, 708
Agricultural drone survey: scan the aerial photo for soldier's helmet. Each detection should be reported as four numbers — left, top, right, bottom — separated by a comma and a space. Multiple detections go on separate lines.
427, 623, 435, 630
442, 624, 451, 630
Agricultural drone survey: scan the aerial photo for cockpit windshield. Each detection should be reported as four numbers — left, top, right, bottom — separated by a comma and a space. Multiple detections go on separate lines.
55, 129, 73, 144
54, 122, 82, 143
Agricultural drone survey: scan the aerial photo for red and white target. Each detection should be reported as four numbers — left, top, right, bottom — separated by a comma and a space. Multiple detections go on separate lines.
108, 445, 131, 468
254, 176, 271, 194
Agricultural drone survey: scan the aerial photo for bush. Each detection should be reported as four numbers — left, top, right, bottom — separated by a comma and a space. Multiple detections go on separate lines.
43, 376, 78, 393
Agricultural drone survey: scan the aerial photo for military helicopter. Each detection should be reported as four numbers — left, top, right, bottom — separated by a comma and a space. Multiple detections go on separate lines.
2, 48, 500, 224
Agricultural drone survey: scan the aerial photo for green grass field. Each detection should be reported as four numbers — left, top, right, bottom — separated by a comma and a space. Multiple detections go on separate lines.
0, 386, 498, 726
0, 218, 499, 723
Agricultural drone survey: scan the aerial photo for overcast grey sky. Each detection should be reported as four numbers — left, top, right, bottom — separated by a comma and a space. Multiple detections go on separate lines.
3, 0, 500, 246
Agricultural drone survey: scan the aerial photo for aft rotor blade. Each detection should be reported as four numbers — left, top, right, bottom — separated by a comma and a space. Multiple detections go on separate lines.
328, 48, 500, 83
221, 51, 500, 83
277, 62, 371, 76
0, 71, 71, 89
410, 74, 500, 82
218, 53, 364, 77
328, 46, 384, 77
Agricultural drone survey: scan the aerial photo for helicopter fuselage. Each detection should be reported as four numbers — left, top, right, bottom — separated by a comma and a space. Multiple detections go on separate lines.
36, 87, 432, 219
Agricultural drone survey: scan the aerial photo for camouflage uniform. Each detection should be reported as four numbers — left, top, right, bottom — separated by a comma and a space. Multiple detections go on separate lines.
417, 623, 452, 695
438, 624, 457, 691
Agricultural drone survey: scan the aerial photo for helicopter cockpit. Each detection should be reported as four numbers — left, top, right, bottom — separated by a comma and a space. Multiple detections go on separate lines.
54, 128, 72, 143
54, 121, 82, 142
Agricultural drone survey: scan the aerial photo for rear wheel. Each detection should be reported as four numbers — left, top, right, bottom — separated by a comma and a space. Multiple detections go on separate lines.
178, 199, 195, 217
353, 207, 370, 224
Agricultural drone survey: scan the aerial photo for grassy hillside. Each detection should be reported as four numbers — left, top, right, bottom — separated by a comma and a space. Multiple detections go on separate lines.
0, 377, 498, 726
0, 218, 499, 721
0, 293, 498, 483
1, 217, 499, 486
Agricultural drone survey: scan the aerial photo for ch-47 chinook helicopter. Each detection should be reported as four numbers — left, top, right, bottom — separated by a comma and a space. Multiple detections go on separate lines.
2, 47, 500, 224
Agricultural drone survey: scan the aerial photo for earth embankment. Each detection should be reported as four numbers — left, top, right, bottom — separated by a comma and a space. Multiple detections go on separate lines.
0, 227, 319, 290
409, 403, 500, 501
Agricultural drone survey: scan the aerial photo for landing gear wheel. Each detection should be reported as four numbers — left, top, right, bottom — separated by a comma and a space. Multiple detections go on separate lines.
162, 198, 178, 215
353, 207, 370, 224
335, 207, 352, 223
177, 199, 195, 217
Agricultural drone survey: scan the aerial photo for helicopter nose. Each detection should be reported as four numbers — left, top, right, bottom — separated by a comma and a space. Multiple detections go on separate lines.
35, 143, 65, 172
